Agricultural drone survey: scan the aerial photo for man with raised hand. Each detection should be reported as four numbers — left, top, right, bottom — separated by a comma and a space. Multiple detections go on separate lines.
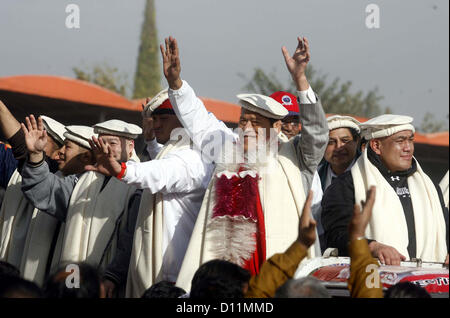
86, 90, 214, 297
322, 114, 449, 265
158, 36, 328, 292
0, 102, 67, 286
20, 116, 142, 279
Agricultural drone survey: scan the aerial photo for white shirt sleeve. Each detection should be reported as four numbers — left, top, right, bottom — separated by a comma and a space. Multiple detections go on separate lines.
122, 148, 209, 195
145, 138, 163, 159
168, 80, 237, 163
297, 85, 317, 104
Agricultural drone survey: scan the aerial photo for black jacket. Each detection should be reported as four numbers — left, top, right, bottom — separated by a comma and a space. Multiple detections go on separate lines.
321, 148, 449, 257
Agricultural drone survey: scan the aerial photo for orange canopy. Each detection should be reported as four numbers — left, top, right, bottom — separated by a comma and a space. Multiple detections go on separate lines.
0, 75, 447, 147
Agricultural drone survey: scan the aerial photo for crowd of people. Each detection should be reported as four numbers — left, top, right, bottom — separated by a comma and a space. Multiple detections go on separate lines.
0, 35, 448, 299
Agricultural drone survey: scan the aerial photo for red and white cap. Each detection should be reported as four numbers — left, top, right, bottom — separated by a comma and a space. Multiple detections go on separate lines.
269, 91, 299, 116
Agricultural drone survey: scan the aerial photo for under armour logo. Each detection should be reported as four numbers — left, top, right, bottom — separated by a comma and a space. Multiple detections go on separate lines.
391, 176, 400, 181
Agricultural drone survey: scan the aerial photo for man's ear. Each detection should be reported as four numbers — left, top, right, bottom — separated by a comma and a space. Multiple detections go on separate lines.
128, 139, 135, 157
369, 138, 382, 155
272, 120, 282, 133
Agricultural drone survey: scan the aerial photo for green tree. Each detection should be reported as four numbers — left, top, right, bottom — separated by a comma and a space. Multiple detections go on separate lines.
419, 112, 448, 133
73, 63, 129, 97
240, 66, 388, 118
133, 0, 161, 99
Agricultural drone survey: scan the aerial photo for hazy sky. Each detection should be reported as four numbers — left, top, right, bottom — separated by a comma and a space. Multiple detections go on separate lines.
0, 0, 448, 127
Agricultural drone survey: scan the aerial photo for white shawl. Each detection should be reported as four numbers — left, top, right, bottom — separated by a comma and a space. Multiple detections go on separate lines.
351, 149, 447, 262
0, 169, 61, 287
439, 171, 449, 209
175, 138, 316, 292
52, 171, 137, 272
125, 136, 192, 298
0, 170, 35, 268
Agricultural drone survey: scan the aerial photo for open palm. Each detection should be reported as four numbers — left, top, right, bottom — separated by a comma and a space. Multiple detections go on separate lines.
282, 37, 311, 81
21, 115, 48, 154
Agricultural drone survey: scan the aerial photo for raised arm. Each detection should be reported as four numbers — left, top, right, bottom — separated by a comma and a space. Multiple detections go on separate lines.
20, 115, 76, 220
86, 136, 211, 195
0, 100, 21, 140
160, 37, 235, 160
282, 37, 328, 191
246, 191, 317, 298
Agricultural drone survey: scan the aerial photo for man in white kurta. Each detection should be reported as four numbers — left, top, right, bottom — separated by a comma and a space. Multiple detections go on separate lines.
158, 36, 328, 291
87, 90, 214, 297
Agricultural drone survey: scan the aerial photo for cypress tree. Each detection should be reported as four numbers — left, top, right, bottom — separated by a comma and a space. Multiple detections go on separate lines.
133, 0, 161, 99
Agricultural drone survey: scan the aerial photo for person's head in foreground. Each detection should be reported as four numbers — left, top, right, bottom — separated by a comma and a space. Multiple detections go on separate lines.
0, 275, 43, 298
44, 262, 105, 298
190, 259, 251, 298
141, 281, 186, 298
384, 282, 431, 298
274, 276, 331, 298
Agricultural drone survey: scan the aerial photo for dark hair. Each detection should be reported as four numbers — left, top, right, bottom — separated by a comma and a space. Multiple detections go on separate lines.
44, 262, 102, 298
0, 261, 20, 278
384, 282, 431, 298
141, 281, 186, 298
190, 259, 251, 298
0, 275, 43, 298
348, 127, 361, 141
190, 276, 245, 298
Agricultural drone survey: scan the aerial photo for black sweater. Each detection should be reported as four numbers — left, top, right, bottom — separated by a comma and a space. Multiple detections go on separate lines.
321, 148, 449, 257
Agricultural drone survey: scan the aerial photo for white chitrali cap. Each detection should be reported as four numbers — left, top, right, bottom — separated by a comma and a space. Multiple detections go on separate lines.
327, 115, 361, 133
93, 119, 142, 139
63, 125, 97, 150
40, 115, 66, 147
360, 114, 415, 140
237, 93, 288, 120
142, 88, 170, 118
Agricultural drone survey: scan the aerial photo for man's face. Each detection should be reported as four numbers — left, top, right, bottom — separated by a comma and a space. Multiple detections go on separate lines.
371, 130, 414, 172
151, 114, 182, 144
57, 140, 91, 176
99, 134, 134, 162
238, 109, 273, 153
281, 115, 301, 139
324, 128, 358, 172
44, 135, 61, 160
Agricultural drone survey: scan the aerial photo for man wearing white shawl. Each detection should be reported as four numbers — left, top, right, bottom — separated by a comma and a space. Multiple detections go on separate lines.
87, 90, 214, 298
0, 107, 67, 286
20, 117, 142, 281
322, 114, 449, 265
157, 36, 328, 292
440, 171, 449, 210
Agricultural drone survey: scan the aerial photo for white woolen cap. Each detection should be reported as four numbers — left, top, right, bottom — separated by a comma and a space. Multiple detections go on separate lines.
93, 119, 142, 139
237, 93, 288, 120
142, 88, 170, 118
40, 115, 66, 147
327, 115, 361, 133
360, 114, 415, 140
63, 125, 97, 150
